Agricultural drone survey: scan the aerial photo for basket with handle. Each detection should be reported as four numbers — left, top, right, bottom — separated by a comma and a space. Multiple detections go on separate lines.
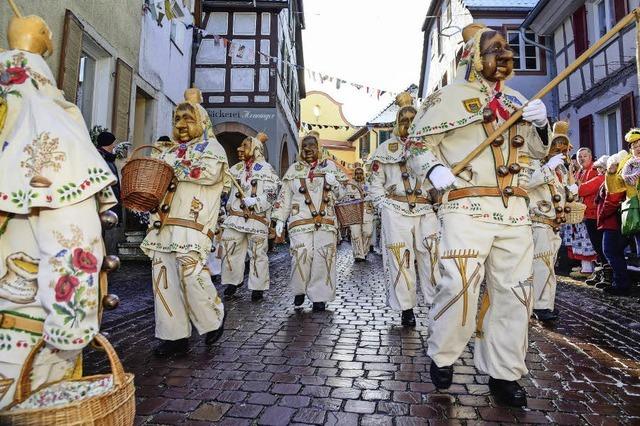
0, 333, 135, 425
564, 201, 586, 225
335, 183, 365, 227
121, 144, 174, 212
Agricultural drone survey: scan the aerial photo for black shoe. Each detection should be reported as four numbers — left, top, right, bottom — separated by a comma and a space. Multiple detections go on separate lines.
205, 312, 226, 345
312, 302, 326, 312
154, 338, 189, 357
532, 309, 557, 322
585, 270, 601, 286
489, 377, 527, 407
594, 280, 612, 290
224, 284, 241, 296
401, 309, 416, 327
429, 362, 453, 389
604, 286, 631, 296
251, 290, 264, 301
294, 294, 305, 307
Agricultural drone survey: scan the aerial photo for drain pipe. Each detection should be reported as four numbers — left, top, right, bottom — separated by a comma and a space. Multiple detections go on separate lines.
520, 26, 559, 120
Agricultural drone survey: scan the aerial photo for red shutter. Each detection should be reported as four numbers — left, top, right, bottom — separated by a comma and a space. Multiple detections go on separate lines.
572, 5, 588, 56
614, 0, 628, 22
579, 115, 594, 153
620, 92, 636, 136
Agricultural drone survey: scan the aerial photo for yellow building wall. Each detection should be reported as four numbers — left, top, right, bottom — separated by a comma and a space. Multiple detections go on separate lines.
300, 91, 359, 165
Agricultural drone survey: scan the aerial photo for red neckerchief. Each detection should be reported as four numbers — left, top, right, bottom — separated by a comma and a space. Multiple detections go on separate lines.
308, 160, 318, 181
487, 81, 510, 120
244, 158, 254, 182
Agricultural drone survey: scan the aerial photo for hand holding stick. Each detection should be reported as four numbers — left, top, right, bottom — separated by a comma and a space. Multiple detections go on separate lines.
224, 169, 247, 199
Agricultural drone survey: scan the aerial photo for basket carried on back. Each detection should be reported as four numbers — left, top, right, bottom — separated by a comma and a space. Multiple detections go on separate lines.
335, 183, 365, 227
121, 145, 174, 212
0, 333, 135, 426
564, 201, 586, 225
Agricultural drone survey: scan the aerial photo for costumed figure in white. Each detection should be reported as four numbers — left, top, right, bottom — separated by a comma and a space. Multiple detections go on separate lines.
525, 121, 577, 323
221, 132, 280, 301
141, 88, 227, 357
341, 165, 374, 262
272, 132, 347, 311
0, 14, 120, 408
368, 92, 440, 327
408, 24, 551, 406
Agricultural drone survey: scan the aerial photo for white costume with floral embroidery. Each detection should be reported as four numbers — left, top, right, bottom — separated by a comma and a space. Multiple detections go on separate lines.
408, 44, 550, 381
272, 159, 347, 303
341, 180, 374, 260
141, 103, 226, 341
221, 160, 279, 291
524, 160, 568, 311
0, 50, 117, 408
368, 136, 440, 309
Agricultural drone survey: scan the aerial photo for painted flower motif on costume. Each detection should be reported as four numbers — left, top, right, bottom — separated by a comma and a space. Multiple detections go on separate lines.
48, 225, 100, 330
20, 132, 67, 177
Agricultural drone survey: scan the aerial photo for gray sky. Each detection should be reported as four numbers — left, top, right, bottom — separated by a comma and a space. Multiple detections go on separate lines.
301, 0, 427, 125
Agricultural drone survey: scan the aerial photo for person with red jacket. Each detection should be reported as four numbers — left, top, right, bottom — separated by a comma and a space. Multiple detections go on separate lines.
576, 148, 606, 276
597, 154, 630, 296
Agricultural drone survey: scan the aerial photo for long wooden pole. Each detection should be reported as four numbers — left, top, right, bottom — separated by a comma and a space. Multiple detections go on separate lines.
7, 0, 22, 18
451, 8, 640, 176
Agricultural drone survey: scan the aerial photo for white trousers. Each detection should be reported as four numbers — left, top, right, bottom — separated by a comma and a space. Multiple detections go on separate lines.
427, 213, 533, 381
289, 230, 337, 303
532, 225, 561, 311
150, 251, 224, 340
381, 208, 439, 310
220, 228, 269, 290
349, 222, 373, 260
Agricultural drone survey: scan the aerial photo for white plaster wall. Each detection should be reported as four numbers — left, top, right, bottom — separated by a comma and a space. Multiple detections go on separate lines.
138, 11, 193, 140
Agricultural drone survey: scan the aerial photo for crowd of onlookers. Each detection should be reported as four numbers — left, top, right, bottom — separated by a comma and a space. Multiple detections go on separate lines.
560, 129, 640, 297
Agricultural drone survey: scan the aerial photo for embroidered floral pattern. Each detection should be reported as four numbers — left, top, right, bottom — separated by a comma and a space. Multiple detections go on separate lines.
20, 131, 66, 177
11, 189, 38, 207
57, 168, 110, 202
47, 226, 100, 330
0, 52, 51, 109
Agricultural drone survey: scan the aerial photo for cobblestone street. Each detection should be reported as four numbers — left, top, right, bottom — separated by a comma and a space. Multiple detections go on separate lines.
86, 244, 640, 425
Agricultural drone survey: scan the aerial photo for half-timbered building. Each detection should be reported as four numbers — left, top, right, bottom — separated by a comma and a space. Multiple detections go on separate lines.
524, 0, 639, 155
418, 0, 553, 114
194, 0, 305, 174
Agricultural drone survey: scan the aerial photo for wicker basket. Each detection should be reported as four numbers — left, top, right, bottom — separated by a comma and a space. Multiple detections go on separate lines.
0, 334, 135, 426
121, 145, 174, 212
564, 201, 587, 225
335, 183, 365, 227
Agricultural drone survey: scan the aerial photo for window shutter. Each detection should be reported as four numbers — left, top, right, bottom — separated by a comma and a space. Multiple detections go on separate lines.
111, 59, 133, 142
572, 5, 588, 56
620, 92, 636, 136
614, 0, 628, 22
579, 114, 594, 153
57, 10, 83, 103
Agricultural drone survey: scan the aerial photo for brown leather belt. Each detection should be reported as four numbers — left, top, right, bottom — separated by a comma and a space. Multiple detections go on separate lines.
446, 186, 528, 202
0, 312, 44, 335
532, 215, 560, 230
289, 217, 335, 229
228, 208, 269, 226
387, 195, 431, 204
164, 218, 215, 240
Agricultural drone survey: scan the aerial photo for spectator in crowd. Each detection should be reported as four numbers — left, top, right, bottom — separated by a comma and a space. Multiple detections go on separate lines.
96, 131, 122, 223
609, 129, 640, 271
596, 152, 631, 296
575, 148, 606, 280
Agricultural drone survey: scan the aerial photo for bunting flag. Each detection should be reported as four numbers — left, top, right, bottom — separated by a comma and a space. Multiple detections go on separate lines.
168, 17, 406, 100
302, 122, 357, 131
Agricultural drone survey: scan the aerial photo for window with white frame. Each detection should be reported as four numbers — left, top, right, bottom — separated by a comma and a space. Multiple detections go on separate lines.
604, 108, 621, 154
75, 36, 112, 129
595, 0, 619, 39
506, 30, 540, 71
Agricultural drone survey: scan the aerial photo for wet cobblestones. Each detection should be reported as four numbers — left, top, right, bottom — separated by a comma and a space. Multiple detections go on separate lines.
85, 244, 640, 424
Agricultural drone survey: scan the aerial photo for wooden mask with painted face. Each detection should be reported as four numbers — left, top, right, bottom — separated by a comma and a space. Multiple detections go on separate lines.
172, 104, 204, 143
479, 30, 514, 82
